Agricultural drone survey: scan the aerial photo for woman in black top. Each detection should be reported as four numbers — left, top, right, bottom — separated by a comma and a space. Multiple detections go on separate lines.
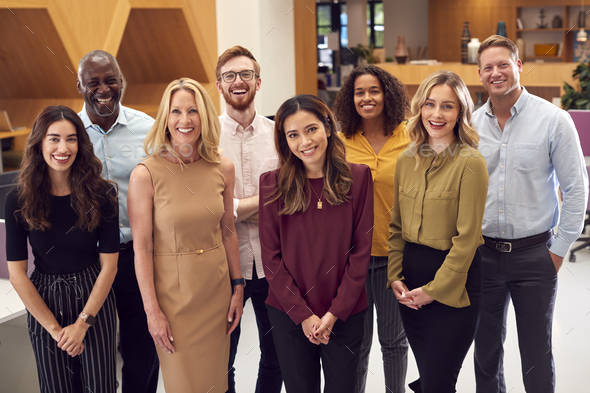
5, 106, 119, 393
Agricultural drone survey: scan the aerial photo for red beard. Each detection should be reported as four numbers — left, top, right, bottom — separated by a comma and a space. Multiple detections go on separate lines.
222, 84, 256, 111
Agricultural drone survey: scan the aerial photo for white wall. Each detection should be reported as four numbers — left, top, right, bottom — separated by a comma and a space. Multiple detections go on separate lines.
216, 0, 296, 117
347, 0, 369, 47
383, 0, 429, 61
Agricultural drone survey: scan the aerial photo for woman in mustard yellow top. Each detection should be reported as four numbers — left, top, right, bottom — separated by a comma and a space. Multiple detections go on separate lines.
388, 71, 488, 393
334, 65, 410, 393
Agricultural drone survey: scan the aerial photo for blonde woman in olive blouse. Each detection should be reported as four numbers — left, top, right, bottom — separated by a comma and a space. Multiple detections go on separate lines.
387, 70, 488, 393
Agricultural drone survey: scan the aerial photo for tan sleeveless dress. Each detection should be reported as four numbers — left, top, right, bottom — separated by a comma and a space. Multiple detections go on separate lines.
141, 155, 231, 392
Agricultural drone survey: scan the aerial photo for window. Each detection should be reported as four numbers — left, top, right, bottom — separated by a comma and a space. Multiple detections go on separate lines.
316, 2, 347, 70
367, 1, 384, 48
316, 1, 384, 70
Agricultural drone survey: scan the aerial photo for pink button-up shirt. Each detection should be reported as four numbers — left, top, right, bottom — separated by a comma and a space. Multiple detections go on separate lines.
219, 111, 279, 279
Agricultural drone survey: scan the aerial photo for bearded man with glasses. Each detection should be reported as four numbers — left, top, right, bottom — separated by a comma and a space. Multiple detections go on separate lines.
216, 45, 282, 393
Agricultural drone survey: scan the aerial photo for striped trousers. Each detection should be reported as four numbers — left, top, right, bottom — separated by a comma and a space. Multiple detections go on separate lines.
355, 256, 408, 393
28, 262, 117, 393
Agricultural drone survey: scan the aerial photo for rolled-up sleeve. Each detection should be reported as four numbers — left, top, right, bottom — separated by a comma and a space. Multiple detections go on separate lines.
549, 111, 589, 257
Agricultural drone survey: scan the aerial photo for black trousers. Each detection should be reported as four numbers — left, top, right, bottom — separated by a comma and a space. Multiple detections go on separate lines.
227, 268, 282, 393
474, 242, 557, 393
28, 262, 117, 393
113, 245, 159, 393
399, 242, 482, 393
267, 305, 365, 393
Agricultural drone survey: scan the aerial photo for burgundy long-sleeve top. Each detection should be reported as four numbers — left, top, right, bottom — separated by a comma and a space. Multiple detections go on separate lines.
259, 163, 374, 325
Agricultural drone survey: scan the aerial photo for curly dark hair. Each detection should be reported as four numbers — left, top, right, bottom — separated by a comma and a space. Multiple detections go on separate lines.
16, 105, 117, 231
333, 65, 409, 138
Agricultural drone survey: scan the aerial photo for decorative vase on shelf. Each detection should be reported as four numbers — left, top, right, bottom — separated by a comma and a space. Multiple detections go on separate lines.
497, 21, 507, 37
579, 10, 586, 28
395, 36, 409, 64
461, 22, 471, 64
516, 38, 525, 61
552, 15, 563, 28
467, 38, 480, 64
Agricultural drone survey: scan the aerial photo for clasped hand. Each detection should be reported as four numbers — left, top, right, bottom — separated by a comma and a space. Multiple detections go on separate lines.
391, 280, 434, 310
55, 319, 88, 357
302, 312, 337, 345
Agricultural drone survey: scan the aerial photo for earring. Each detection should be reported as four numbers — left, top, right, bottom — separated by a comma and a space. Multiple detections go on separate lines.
457, 118, 461, 123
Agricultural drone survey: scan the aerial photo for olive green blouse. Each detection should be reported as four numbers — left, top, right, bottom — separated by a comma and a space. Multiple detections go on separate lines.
387, 141, 489, 308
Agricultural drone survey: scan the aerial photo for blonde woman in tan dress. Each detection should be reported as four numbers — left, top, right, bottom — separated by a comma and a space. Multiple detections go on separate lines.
128, 78, 244, 392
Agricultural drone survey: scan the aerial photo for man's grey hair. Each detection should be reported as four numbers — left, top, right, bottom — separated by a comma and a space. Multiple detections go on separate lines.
78, 50, 121, 78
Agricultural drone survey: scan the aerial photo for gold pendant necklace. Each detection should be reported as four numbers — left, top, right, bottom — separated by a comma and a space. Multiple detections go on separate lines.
309, 183, 324, 210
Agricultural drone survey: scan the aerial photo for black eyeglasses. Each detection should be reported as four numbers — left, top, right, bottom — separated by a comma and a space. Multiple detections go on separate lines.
219, 70, 257, 83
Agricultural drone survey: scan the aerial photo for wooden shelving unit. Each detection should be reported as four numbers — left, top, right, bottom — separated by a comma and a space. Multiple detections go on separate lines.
516, 4, 590, 62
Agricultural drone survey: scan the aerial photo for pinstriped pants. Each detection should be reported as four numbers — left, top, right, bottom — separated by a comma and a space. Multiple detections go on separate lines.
356, 257, 408, 393
28, 262, 117, 393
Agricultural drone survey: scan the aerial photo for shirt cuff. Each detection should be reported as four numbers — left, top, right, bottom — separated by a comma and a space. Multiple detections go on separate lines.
233, 198, 239, 222
549, 237, 570, 258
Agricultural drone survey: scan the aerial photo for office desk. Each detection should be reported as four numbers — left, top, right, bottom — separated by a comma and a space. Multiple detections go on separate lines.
0, 128, 30, 173
0, 278, 26, 323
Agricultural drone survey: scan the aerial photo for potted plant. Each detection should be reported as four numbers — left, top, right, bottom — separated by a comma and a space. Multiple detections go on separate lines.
562, 61, 590, 109
353, 43, 377, 65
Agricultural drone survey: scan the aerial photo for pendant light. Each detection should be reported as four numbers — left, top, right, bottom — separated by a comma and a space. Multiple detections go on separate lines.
578, 0, 588, 42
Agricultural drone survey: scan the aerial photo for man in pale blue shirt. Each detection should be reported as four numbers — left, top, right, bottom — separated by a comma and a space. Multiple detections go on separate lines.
77, 50, 159, 393
472, 36, 588, 393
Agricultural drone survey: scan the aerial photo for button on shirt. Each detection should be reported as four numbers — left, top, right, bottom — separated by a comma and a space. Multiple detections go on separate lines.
219, 111, 279, 280
473, 87, 588, 257
79, 104, 155, 243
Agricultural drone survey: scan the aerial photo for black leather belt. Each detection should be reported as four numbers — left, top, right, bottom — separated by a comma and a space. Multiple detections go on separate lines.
483, 231, 553, 253
120, 241, 133, 251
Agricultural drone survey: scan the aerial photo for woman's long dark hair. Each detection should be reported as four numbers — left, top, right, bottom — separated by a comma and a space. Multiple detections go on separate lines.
268, 94, 352, 215
16, 105, 117, 231
333, 64, 409, 137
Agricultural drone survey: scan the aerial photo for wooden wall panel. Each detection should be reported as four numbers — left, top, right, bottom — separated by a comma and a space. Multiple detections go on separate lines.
117, 8, 208, 84
428, 0, 514, 62
294, 0, 318, 95
0, 0, 220, 131
102, 1, 132, 57
0, 8, 79, 99
47, 0, 122, 65
182, 0, 218, 82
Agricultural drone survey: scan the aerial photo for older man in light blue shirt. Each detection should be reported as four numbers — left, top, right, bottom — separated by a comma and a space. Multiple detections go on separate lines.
472, 36, 588, 393
77, 50, 159, 393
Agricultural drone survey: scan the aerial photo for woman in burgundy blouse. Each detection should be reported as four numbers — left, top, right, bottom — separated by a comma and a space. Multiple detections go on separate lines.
259, 94, 374, 392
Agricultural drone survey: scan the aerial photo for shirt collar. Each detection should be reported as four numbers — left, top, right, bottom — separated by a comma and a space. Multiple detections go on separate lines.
220, 110, 260, 136
80, 103, 128, 133
483, 86, 528, 118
